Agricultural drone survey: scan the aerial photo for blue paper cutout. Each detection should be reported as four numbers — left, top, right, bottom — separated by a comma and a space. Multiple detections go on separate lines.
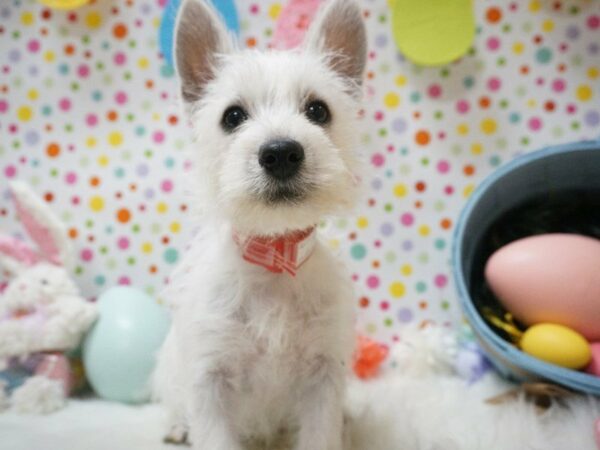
159, 0, 240, 67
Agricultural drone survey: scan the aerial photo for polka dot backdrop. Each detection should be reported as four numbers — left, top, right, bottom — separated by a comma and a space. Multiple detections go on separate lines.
1, 0, 599, 345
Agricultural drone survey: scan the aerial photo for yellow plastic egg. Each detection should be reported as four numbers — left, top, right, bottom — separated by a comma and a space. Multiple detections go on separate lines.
520, 323, 592, 370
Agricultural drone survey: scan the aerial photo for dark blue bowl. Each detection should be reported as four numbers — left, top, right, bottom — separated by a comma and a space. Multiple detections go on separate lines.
453, 140, 600, 395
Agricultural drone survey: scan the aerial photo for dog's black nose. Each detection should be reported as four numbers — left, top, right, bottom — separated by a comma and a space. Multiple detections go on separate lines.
258, 139, 305, 180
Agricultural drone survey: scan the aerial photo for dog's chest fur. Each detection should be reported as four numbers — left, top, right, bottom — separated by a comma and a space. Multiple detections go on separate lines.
226, 296, 336, 433
165, 225, 354, 437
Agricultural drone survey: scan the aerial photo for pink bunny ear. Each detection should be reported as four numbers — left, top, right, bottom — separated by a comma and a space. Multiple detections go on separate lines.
9, 182, 71, 267
271, 0, 323, 50
0, 235, 40, 274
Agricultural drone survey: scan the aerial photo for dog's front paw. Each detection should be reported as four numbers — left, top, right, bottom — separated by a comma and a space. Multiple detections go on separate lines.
164, 423, 190, 446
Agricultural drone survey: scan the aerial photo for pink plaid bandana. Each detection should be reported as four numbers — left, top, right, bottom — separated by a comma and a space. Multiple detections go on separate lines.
234, 227, 317, 276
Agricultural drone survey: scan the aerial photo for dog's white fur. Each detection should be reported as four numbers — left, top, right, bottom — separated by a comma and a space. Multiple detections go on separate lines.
154, 1, 367, 448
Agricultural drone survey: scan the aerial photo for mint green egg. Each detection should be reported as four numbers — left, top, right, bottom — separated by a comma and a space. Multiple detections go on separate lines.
83, 287, 170, 403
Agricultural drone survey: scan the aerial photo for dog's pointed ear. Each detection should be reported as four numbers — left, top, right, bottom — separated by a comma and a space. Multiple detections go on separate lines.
175, 0, 232, 103
304, 0, 367, 90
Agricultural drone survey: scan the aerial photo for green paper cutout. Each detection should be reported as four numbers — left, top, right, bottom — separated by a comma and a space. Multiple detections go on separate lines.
392, 0, 476, 66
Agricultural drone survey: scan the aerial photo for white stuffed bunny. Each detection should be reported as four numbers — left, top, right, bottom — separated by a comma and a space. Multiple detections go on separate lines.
0, 181, 97, 413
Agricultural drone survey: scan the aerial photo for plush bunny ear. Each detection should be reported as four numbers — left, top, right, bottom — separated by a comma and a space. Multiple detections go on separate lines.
0, 235, 39, 275
304, 0, 367, 92
9, 182, 72, 267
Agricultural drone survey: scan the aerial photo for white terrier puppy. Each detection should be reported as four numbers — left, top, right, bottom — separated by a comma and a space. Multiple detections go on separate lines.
154, 0, 367, 449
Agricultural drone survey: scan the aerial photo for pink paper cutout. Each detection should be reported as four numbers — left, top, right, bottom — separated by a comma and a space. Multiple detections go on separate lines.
272, 0, 323, 50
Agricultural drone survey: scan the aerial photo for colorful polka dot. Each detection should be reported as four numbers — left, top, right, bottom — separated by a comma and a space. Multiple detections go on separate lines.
415, 130, 430, 146
164, 248, 179, 264
116, 208, 131, 223
0, 0, 597, 346
480, 118, 498, 135
576, 84, 593, 101
486, 7, 502, 24
108, 131, 123, 147
46, 143, 60, 158
384, 92, 400, 109
393, 183, 408, 198
112, 23, 128, 39
17, 106, 33, 122
89, 196, 105, 212
86, 11, 102, 29
389, 282, 406, 298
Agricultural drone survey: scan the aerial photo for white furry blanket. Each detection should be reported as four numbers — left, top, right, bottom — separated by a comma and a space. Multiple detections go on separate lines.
1, 371, 598, 450
347, 374, 599, 450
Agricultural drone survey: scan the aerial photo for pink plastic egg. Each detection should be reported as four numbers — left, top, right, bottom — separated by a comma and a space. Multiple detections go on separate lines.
587, 343, 600, 377
485, 234, 600, 341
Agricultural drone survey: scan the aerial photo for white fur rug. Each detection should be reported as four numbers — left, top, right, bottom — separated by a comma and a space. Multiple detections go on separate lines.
347, 374, 599, 450
1, 371, 598, 450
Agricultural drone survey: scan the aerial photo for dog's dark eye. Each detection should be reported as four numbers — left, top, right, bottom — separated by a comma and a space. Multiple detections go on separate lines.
305, 100, 331, 125
221, 106, 248, 132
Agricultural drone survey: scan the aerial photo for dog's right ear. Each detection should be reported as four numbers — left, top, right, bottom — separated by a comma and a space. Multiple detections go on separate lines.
175, 0, 232, 103
304, 0, 367, 93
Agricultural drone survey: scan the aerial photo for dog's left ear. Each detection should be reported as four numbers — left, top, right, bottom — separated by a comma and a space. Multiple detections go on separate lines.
304, 0, 367, 91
